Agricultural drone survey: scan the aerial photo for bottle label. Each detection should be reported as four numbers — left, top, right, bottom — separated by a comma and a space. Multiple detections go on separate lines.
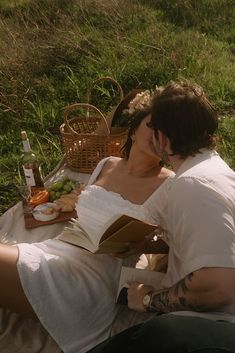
22, 140, 31, 152
23, 166, 36, 186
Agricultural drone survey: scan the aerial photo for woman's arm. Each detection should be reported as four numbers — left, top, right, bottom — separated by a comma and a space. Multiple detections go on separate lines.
134, 238, 169, 254
127, 267, 235, 313
114, 238, 169, 258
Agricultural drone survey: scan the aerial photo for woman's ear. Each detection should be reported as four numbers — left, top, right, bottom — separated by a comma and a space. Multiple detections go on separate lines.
131, 133, 136, 143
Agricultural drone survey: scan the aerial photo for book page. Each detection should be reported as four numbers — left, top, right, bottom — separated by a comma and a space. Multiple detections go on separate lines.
57, 215, 157, 254
98, 220, 157, 253
57, 226, 96, 252
117, 266, 165, 302
99, 214, 137, 242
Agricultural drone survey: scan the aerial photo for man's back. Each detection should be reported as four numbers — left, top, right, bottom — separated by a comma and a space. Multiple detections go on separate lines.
162, 149, 235, 297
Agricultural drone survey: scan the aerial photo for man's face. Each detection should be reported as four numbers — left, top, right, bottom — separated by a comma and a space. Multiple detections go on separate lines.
146, 120, 170, 164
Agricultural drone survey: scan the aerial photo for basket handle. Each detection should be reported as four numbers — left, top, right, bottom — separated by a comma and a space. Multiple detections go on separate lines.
63, 103, 110, 135
86, 76, 124, 104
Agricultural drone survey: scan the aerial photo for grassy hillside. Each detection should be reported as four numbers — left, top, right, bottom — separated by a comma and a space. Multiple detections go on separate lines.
0, 0, 235, 215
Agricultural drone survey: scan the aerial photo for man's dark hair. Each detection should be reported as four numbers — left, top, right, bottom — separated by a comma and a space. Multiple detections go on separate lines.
150, 81, 218, 159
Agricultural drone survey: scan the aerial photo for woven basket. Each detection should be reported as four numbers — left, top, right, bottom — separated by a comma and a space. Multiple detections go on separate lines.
60, 103, 128, 173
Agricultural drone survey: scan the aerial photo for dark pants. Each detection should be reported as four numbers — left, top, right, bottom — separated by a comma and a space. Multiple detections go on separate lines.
87, 314, 235, 353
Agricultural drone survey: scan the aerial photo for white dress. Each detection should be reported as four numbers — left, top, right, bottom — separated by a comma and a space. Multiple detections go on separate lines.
16, 157, 174, 353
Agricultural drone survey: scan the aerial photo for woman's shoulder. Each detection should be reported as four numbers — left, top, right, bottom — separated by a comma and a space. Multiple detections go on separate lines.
95, 156, 121, 170
104, 156, 122, 167
99, 156, 122, 164
88, 156, 122, 185
97, 156, 122, 172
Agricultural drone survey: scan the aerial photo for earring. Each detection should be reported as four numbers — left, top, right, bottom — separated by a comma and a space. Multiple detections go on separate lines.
131, 136, 135, 143
161, 149, 170, 164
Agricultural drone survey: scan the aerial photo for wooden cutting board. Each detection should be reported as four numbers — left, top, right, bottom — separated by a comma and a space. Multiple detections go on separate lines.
23, 201, 77, 229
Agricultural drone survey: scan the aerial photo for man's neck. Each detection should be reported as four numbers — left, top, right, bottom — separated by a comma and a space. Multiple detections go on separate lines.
169, 155, 185, 173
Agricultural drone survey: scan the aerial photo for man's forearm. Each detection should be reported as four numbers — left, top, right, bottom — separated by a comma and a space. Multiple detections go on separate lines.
150, 272, 207, 313
149, 268, 235, 314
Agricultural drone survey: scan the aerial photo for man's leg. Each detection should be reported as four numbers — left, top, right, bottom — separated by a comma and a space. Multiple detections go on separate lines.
87, 314, 235, 353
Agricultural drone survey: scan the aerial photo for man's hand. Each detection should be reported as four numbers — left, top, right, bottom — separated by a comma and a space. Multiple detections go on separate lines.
127, 282, 155, 312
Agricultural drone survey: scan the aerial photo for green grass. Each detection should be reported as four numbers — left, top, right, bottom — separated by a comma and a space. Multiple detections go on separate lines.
0, 0, 234, 215
217, 116, 235, 170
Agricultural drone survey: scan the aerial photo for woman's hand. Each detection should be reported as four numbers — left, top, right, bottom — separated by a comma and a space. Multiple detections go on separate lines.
127, 282, 155, 312
154, 254, 169, 272
112, 238, 169, 258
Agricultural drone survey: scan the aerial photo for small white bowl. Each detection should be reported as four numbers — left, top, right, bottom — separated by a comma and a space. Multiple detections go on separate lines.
33, 203, 59, 222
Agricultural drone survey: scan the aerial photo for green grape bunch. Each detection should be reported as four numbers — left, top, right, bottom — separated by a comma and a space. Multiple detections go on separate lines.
47, 176, 76, 201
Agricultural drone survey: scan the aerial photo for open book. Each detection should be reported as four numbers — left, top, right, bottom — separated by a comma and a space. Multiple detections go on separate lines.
117, 266, 165, 304
57, 214, 158, 254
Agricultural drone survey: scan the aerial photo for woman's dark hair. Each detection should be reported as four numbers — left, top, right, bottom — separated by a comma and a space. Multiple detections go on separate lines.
121, 107, 151, 159
150, 81, 218, 159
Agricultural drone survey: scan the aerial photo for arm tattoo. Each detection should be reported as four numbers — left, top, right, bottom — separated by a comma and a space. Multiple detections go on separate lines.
150, 272, 207, 314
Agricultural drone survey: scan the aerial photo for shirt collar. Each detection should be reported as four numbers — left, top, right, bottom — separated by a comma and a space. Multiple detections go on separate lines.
176, 149, 217, 177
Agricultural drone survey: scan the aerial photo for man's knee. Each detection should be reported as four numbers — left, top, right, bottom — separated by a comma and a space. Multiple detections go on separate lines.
135, 314, 185, 351
136, 314, 235, 352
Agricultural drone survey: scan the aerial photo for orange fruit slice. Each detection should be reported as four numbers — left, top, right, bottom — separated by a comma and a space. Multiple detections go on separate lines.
30, 190, 49, 206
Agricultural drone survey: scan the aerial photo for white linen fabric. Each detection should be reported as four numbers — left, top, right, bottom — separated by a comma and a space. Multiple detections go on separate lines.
151, 149, 235, 322
17, 157, 174, 353
0, 308, 61, 353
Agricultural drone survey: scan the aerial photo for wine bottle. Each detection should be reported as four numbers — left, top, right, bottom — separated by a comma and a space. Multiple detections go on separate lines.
21, 131, 44, 189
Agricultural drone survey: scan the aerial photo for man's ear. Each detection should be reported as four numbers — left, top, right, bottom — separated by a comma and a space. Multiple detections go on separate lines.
158, 130, 172, 153
158, 131, 172, 154
157, 130, 167, 151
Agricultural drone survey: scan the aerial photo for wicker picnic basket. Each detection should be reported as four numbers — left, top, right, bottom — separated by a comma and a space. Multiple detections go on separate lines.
60, 102, 128, 173
60, 75, 146, 173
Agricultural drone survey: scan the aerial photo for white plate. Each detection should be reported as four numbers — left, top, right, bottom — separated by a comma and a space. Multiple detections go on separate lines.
33, 202, 59, 222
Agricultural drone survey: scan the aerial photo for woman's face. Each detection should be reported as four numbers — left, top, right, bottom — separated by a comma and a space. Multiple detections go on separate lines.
131, 115, 160, 160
